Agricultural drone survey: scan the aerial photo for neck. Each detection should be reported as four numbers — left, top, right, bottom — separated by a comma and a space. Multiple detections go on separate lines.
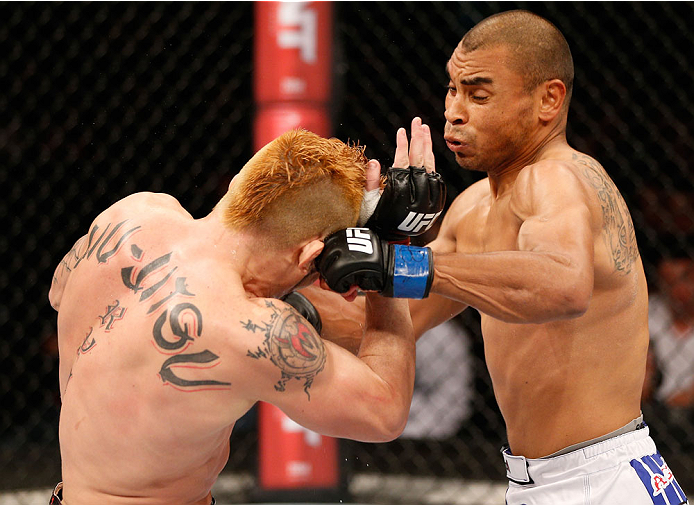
203, 204, 293, 299
488, 125, 567, 198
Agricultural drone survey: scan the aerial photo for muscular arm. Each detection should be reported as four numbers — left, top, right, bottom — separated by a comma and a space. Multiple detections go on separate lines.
431, 163, 594, 324
303, 187, 472, 343
240, 293, 415, 442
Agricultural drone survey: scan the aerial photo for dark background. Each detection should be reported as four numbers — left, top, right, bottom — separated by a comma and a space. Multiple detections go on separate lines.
2, 1, 693, 500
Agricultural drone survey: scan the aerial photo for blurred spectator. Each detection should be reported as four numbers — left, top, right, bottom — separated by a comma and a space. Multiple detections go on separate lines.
645, 250, 694, 407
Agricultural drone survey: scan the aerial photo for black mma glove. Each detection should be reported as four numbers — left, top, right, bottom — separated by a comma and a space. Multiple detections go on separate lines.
318, 227, 434, 299
361, 166, 446, 242
281, 291, 322, 335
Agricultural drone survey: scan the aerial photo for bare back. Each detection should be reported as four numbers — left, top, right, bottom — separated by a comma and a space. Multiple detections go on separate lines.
51, 192, 416, 504
53, 193, 251, 504
432, 147, 648, 457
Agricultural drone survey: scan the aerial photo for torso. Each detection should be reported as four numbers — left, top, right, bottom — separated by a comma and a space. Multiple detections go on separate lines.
55, 193, 254, 504
452, 148, 648, 457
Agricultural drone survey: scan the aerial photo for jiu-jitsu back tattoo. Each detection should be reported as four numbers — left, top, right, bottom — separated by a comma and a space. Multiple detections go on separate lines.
62, 217, 233, 392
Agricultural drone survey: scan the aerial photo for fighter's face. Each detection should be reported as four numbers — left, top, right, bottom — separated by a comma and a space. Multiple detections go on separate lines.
444, 44, 536, 174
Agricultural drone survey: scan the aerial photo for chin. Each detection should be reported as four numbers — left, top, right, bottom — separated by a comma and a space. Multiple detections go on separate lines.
455, 154, 486, 173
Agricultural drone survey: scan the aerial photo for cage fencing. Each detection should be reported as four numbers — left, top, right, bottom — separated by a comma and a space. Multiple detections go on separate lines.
1, 2, 693, 503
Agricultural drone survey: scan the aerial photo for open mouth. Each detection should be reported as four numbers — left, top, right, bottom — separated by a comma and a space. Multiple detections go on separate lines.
445, 138, 466, 152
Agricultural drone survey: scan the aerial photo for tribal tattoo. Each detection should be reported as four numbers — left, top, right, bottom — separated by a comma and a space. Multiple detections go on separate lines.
244, 300, 326, 400
573, 153, 639, 274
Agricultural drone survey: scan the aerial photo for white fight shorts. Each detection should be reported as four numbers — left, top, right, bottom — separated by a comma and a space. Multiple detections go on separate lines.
502, 424, 688, 505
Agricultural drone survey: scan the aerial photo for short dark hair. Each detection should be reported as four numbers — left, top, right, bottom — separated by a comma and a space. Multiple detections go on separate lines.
461, 10, 574, 106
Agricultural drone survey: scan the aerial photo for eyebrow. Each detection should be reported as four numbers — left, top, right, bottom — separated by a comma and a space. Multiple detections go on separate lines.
460, 76, 493, 86
444, 66, 493, 87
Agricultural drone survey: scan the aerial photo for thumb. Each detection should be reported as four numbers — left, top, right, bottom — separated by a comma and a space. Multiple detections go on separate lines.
365, 159, 381, 191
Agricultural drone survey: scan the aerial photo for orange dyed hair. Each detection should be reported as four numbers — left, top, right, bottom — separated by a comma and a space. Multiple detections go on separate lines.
222, 129, 367, 249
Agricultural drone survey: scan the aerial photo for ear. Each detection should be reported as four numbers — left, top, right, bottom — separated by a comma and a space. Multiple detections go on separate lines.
538, 79, 566, 122
297, 238, 325, 273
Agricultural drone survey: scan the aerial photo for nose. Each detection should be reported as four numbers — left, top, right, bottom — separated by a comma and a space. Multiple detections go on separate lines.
444, 95, 468, 125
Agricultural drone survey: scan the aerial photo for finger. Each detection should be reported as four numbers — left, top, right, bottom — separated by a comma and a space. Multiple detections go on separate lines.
422, 124, 436, 173
409, 117, 424, 167
365, 159, 381, 191
393, 127, 409, 168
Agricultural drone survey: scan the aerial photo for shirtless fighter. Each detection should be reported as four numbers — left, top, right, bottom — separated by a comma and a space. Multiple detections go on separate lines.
317, 11, 688, 504
47, 129, 444, 505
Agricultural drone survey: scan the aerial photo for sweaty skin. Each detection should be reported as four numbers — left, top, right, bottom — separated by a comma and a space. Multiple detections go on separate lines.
410, 44, 648, 458
49, 191, 414, 505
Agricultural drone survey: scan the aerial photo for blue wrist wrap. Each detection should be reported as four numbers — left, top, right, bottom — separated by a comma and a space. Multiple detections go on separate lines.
391, 245, 433, 298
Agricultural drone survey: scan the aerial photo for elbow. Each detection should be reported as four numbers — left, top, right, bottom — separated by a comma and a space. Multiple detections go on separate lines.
378, 408, 410, 442
364, 412, 408, 443
554, 280, 591, 319
362, 394, 411, 443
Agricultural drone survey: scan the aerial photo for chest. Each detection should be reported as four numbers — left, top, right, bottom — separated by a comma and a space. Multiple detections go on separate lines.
455, 195, 522, 254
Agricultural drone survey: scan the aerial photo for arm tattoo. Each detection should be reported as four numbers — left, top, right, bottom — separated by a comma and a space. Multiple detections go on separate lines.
244, 300, 326, 400
572, 153, 639, 274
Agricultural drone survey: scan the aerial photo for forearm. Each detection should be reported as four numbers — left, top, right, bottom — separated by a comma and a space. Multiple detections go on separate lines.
432, 250, 591, 323
358, 294, 416, 430
409, 294, 467, 340
300, 285, 365, 355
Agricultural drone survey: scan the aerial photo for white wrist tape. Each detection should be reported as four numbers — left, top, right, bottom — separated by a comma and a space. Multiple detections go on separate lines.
357, 188, 381, 226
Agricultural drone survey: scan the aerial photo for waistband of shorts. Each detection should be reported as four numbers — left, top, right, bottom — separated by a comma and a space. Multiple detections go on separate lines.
49, 483, 63, 505
545, 413, 645, 458
501, 419, 652, 485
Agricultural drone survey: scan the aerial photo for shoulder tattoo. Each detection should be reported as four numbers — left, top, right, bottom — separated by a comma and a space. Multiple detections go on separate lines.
244, 300, 326, 400
572, 153, 639, 274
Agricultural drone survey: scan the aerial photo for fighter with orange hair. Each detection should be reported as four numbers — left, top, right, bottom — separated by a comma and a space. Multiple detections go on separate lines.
48, 129, 417, 505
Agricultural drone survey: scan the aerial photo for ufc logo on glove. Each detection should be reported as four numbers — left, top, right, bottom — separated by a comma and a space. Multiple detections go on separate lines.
318, 227, 434, 299
397, 211, 443, 234
345, 228, 374, 254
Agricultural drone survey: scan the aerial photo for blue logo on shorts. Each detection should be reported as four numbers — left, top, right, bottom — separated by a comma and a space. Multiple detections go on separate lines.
630, 452, 688, 505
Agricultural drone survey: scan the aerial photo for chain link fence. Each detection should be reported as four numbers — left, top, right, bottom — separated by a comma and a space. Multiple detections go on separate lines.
2, 1, 693, 503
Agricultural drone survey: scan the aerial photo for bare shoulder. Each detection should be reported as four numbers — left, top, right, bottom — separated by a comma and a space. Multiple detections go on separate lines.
448, 178, 491, 215
428, 178, 490, 252
514, 152, 640, 275
511, 156, 599, 213
103, 192, 191, 221
516, 151, 616, 194
518, 151, 630, 215
440, 178, 490, 229
514, 158, 585, 193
